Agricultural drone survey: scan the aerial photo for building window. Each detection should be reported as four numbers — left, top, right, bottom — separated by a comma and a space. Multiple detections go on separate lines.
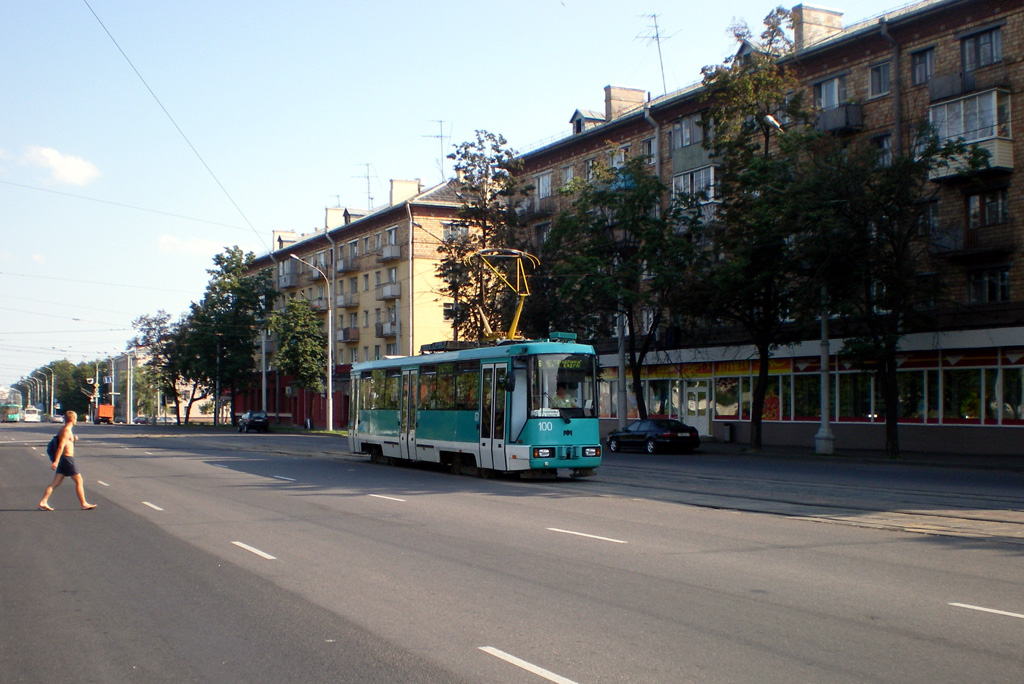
385, 226, 398, 245
641, 138, 655, 164
814, 75, 847, 110
869, 62, 890, 98
349, 240, 359, 258
969, 267, 1009, 303
873, 134, 893, 166
363, 236, 370, 254
386, 343, 398, 356
374, 233, 382, 252
911, 48, 934, 86
930, 90, 1011, 143
967, 188, 1009, 229
443, 302, 456, 320
916, 200, 939, 237
534, 222, 551, 245
348, 313, 358, 328
561, 165, 574, 186
349, 277, 358, 293
387, 267, 398, 283
962, 26, 1002, 73
584, 158, 597, 180
362, 274, 369, 291
669, 113, 704, 150
535, 172, 553, 200
374, 271, 381, 287
442, 222, 468, 241
362, 310, 369, 327
612, 146, 630, 168
671, 166, 716, 199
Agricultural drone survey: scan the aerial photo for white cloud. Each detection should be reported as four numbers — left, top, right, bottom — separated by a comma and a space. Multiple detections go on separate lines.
158, 234, 223, 258
22, 146, 101, 186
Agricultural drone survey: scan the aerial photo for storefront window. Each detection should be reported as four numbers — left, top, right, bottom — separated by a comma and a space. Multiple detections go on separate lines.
1003, 368, 1023, 423
648, 379, 672, 418
793, 374, 820, 420
897, 371, 925, 420
715, 377, 739, 418
984, 369, 1000, 424
839, 373, 874, 420
943, 369, 981, 421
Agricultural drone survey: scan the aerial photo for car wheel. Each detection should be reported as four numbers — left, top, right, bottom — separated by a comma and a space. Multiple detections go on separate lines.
645, 439, 657, 454
608, 438, 619, 453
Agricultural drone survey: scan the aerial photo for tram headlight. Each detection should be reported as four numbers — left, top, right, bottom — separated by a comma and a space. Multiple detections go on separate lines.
532, 447, 553, 459
583, 446, 600, 457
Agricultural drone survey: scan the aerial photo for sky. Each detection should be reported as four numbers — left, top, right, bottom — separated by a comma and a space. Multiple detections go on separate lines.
1, 0, 911, 391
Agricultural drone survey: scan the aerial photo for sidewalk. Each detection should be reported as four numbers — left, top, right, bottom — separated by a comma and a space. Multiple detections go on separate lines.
697, 439, 1024, 472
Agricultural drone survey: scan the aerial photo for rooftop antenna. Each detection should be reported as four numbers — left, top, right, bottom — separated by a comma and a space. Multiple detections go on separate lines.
638, 14, 673, 96
353, 163, 375, 209
423, 120, 450, 182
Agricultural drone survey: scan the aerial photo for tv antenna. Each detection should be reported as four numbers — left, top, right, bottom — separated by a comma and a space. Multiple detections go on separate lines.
353, 163, 375, 209
637, 14, 675, 96
423, 120, 450, 183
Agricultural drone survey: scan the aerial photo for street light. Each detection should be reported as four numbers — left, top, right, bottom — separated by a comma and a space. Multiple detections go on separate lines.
290, 254, 334, 431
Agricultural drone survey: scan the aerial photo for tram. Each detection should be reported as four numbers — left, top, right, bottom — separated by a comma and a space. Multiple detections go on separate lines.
2, 404, 21, 423
350, 334, 602, 477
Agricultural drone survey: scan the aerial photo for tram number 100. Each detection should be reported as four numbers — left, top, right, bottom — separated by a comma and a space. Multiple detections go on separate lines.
537, 421, 554, 432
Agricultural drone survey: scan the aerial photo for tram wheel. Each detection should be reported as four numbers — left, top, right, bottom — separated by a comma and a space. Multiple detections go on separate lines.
449, 453, 463, 475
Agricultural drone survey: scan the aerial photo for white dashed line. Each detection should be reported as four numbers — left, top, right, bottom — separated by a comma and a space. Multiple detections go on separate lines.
369, 494, 406, 502
212, 464, 230, 469
231, 541, 276, 560
480, 647, 580, 684
142, 501, 164, 511
547, 528, 627, 544
273, 475, 296, 481
950, 603, 1024, 620
97, 481, 110, 487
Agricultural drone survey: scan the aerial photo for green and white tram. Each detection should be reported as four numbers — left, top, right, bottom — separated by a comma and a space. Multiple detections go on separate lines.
350, 335, 602, 477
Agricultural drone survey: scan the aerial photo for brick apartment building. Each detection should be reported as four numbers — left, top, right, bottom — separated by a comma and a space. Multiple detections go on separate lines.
238, 180, 461, 428
514, 0, 1024, 455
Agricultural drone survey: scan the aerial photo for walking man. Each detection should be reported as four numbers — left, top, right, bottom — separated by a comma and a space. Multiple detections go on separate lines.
38, 410, 97, 511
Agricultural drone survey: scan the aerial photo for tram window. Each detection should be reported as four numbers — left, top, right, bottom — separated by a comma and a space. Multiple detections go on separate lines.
455, 362, 479, 410
360, 376, 374, 409
385, 370, 401, 409
436, 363, 456, 410
530, 353, 597, 418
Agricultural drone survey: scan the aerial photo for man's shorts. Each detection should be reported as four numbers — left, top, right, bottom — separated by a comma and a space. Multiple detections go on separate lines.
55, 456, 80, 477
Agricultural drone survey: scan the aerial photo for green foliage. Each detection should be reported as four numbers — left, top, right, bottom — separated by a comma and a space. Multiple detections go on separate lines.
438, 130, 530, 340
547, 155, 695, 419
269, 299, 327, 392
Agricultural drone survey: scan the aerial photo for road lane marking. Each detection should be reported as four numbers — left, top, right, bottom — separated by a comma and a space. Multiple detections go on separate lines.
950, 603, 1024, 620
369, 494, 406, 502
212, 464, 230, 469
97, 481, 110, 487
141, 501, 164, 511
547, 527, 627, 544
231, 541, 276, 560
479, 647, 580, 684
273, 475, 297, 481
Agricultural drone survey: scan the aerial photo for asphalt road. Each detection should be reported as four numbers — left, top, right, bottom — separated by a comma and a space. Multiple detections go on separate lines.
2, 423, 1022, 683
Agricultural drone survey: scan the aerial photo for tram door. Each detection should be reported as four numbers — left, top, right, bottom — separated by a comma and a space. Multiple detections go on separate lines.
399, 369, 418, 460
479, 363, 507, 470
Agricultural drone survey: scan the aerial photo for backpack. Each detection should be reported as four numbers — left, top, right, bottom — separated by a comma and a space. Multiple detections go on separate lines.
46, 435, 59, 462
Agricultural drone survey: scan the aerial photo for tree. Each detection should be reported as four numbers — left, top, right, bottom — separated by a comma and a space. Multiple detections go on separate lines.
789, 122, 988, 458
189, 247, 276, 425
695, 8, 809, 449
546, 155, 695, 420
269, 299, 328, 410
438, 130, 530, 341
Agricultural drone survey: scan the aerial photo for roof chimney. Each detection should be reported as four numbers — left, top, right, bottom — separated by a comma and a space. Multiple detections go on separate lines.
604, 85, 646, 121
792, 4, 843, 50
390, 179, 422, 206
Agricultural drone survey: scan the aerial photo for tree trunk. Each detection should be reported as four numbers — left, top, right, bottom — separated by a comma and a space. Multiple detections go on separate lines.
750, 340, 772, 450
880, 354, 901, 459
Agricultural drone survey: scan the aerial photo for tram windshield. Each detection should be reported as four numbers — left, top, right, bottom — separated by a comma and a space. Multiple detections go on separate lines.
529, 353, 597, 419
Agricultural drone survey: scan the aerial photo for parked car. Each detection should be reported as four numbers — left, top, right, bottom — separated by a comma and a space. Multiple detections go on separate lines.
133, 415, 149, 424
238, 411, 270, 433
607, 419, 700, 454
50, 413, 64, 423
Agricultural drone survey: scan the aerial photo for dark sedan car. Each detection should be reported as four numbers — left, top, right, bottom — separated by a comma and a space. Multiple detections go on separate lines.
238, 410, 270, 433
607, 419, 700, 454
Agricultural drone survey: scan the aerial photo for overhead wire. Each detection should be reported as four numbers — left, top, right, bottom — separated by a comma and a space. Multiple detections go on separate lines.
81, 0, 271, 254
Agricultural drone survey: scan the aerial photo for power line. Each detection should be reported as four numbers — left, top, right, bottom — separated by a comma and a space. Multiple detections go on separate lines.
0, 180, 248, 231
0, 270, 195, 294
81, 0, 269, 253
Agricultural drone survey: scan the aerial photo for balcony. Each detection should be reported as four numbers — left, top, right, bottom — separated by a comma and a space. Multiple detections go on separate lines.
377, 282, 401, 300
928, 89, 1013, 181
930, 223, 1016, 260
375, 321, 399, 338
278, 272, 297, 289
930, 65, 1010, 102
379, 244, 401, 261
335, 258, 351, 273
337, 327, 360, 343
309, 297, 329, 312
336, 292, 360, 308
814, 104, 863, 134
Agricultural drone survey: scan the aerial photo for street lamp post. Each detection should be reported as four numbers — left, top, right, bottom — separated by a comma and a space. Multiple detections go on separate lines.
290, 254, 333, 431
42, 366, 55, 417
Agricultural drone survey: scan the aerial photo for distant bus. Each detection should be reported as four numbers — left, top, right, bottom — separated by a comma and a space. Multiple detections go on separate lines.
2, 404, 21, 422
350, 335, 602, 477
22, 407, 42, 423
